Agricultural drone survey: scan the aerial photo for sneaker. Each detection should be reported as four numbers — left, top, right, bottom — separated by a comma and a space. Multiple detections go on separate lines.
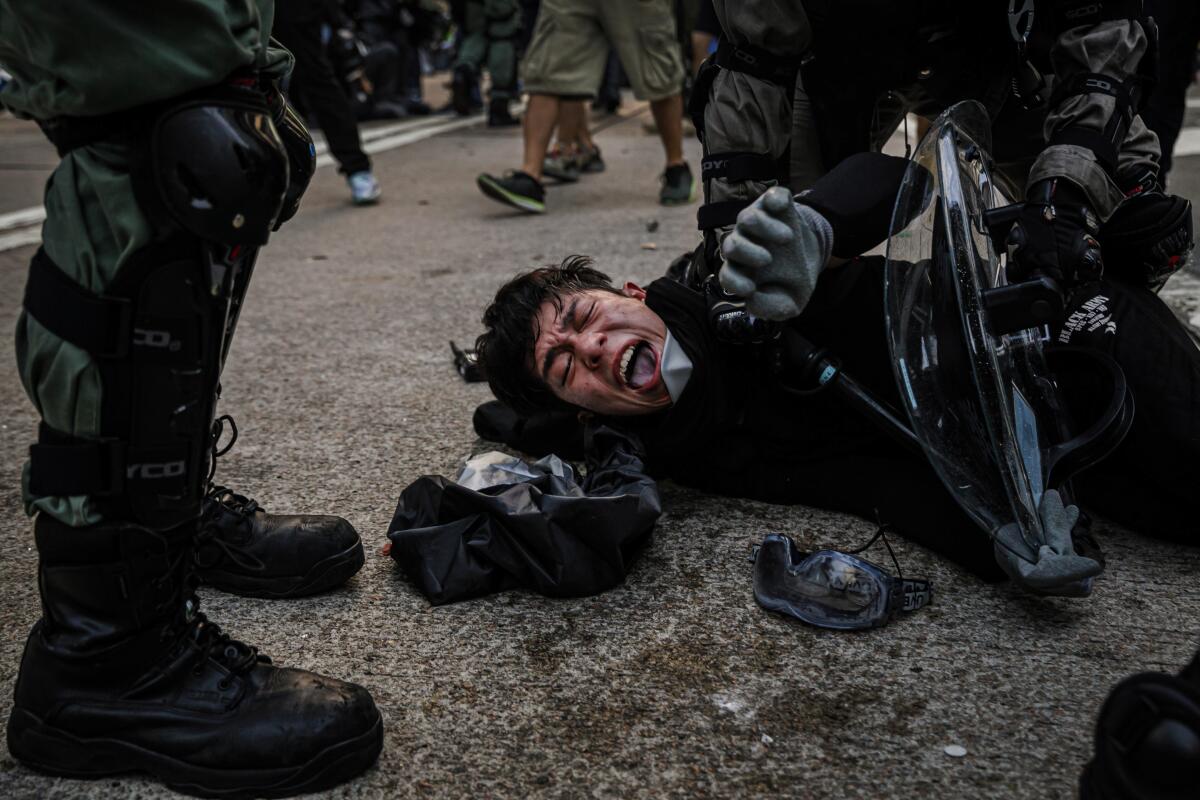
348, 170, 381, 205
579, 145, 606, 174
542, 146, 581, 183
660, 162, 696, 206
197, 485, 366, 599
477, 170, 546, 213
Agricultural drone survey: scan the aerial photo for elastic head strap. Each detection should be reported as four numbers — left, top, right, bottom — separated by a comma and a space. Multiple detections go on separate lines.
898, 579, 934, 612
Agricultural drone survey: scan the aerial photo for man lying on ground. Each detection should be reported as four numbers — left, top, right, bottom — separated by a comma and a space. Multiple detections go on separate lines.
473, 155, 1200, 588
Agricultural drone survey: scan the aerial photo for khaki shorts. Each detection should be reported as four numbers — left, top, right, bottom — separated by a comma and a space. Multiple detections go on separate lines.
520, 0, 684, 102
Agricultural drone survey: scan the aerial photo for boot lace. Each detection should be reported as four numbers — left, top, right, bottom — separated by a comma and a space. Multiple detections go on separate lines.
195, 414, 266, 574
154, 541, 267, 679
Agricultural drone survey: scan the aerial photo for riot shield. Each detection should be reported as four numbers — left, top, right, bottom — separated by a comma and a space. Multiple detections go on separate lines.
884, 101, 1061, 565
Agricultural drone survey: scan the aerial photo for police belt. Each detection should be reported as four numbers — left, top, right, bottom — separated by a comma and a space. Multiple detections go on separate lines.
35, 71, 264, 157
36, 101, 167, 158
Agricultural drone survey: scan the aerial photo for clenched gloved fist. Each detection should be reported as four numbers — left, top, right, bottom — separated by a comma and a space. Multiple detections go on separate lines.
719, 186, 834, 321
1006, 179, 1102, 285
993, 489, 1103, 597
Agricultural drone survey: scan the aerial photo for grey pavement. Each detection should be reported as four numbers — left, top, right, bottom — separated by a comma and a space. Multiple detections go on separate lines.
1, 96, 1199, 800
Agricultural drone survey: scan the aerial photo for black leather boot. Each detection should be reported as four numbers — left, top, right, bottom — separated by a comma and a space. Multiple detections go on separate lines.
7, 515, 383, 798
198, 485, 365, 598
198, 415, 365, 599
487, 97, 520, 127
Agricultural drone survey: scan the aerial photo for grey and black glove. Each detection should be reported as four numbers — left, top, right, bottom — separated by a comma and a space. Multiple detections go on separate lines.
719, 186, 834, 321
993, 489, 1103, 597
1099, 191, 1195, 292
1006, 179, 1103, 285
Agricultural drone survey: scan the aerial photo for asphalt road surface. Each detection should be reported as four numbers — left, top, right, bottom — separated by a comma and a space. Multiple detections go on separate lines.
1, 89, 1199, 799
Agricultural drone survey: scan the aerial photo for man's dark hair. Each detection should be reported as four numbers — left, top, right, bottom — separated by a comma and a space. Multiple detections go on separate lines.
476, 255, 622, 413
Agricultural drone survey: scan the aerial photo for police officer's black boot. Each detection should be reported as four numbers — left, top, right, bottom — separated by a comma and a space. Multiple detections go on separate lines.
487, 97, 519, 127
196, 415, 365, 599
198, 485, 365, 598
7, 514, 383, 798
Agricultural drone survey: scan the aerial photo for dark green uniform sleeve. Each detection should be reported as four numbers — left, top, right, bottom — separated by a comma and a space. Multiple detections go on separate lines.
0, 0, 289, 119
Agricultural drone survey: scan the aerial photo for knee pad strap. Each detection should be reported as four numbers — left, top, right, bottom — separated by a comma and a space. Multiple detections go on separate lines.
23, 244, 234, 528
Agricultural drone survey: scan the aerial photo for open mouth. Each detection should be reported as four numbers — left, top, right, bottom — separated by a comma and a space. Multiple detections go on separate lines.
618, 341, 657, 390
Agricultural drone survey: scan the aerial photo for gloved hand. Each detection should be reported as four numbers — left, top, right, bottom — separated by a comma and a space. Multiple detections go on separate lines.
265, 87, 316, 228
1006, 179, 1103, 285
719, 186, 834, 321
993, 489, 1103, 597
1099, 191, 1195, 292
704, 276, 780, 344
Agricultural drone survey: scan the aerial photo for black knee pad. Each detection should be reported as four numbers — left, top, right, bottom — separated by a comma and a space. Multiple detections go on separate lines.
147, 86, 289, 246
24, 242, 248, 528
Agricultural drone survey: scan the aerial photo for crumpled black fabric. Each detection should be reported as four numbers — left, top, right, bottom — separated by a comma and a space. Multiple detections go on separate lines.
387, 424, 661, 605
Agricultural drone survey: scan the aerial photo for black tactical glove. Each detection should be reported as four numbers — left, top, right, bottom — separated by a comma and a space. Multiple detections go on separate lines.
704, 275, 781, 344
265, 86, 316, 228
1099, 191, 1194, 292
1006, 179, 1103, 285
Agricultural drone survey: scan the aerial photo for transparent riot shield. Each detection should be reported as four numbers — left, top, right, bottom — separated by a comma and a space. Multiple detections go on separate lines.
883, 101, 1054, 564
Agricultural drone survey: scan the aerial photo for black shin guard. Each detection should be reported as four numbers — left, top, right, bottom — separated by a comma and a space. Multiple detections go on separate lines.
24, 241, 255, 528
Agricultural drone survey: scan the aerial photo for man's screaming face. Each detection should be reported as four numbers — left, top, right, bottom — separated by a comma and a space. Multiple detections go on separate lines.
530, 284, 672, 416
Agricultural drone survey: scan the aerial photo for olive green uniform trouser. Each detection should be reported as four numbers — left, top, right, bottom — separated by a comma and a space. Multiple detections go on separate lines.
454, 0, 523, 101
0, 0, 287, 526
17, 145, 160, 526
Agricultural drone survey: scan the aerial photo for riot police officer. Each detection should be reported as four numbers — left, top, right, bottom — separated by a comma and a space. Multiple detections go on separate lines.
692, 0, 1189, 295
0, 1, 383, 795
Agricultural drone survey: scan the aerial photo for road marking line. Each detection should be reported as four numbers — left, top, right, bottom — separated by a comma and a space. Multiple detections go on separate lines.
0, 205, 46, 233
312, 113, 479, 158
0, 226, 43, 252
316, 114, 487, 169
1172, 126, 1200, 158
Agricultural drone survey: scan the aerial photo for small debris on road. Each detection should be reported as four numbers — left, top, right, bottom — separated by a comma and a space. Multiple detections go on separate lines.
944, 744, 967, 758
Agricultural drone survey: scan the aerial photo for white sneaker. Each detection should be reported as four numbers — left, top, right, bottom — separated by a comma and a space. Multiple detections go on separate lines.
347, 171, 381, 205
